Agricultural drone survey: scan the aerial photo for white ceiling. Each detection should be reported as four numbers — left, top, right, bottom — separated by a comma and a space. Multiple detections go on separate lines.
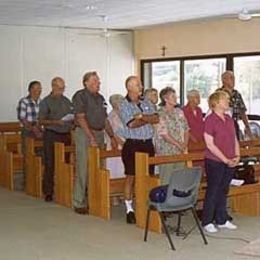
0, 0, 260, 30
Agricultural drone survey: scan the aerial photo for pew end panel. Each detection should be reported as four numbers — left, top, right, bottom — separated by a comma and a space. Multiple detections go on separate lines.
135, 152, 162, 233
54, 142, 74, 208
0, 151, 13, 190
25, 138, 43, 198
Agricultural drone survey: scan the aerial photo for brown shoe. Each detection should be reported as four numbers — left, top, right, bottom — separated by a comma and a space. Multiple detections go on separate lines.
74, 207, 88, 215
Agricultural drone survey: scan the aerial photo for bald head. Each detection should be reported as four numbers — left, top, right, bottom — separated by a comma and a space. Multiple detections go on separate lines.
51, 77, 65, 96
125, 76, 143, 92
125, 76, 143, 102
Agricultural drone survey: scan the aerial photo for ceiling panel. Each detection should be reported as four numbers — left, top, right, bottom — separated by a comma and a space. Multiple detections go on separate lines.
0, 0, 260, 29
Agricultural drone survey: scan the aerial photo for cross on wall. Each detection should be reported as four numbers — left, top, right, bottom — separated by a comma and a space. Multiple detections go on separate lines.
161, 46, 167, 57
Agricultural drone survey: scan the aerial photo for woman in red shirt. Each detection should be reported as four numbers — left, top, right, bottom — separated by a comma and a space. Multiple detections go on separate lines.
202, 90, 240, 233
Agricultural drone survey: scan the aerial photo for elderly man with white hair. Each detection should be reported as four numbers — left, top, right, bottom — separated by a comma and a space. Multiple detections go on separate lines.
120, 76, 159, 224
106, 94, 125, 176
218, 70, 252, 140
183, 89, 204, 143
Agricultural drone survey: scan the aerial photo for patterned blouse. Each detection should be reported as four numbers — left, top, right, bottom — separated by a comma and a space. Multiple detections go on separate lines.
155, 107, 189, 155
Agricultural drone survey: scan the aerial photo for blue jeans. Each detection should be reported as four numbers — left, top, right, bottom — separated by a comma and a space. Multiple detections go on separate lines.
202, 158, 234, 226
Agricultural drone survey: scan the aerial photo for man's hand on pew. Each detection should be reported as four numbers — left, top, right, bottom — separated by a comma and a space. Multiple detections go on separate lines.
90, 136, 98, 147
32, 126, 43, 139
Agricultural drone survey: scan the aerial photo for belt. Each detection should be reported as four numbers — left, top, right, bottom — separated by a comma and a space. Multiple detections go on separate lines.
76, 126, 104, 131
45, 129, 70, 134
126, 138, 152, 143
91, 127, 104, 131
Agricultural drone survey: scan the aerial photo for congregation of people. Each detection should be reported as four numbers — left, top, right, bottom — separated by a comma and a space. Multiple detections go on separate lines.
17, 69, 254, 233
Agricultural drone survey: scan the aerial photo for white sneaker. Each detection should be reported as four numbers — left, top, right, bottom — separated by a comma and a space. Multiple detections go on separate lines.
218, 221, 237, 230
203, 223, 218, 233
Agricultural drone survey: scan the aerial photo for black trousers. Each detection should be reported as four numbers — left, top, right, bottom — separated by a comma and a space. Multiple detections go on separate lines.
43, 130, 71, 196
121, 139, 155, 176
202, 159, 234, 226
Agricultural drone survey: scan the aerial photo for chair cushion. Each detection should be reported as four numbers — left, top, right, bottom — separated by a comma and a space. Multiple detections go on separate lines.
149, 185, 168, 203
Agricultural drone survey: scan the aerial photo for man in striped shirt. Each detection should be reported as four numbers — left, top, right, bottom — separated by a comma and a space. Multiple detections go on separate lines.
120, 76, 159, 224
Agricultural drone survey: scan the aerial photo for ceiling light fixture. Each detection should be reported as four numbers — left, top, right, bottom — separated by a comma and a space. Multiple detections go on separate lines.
85, 5, 97, 11
238, 8, 252, 21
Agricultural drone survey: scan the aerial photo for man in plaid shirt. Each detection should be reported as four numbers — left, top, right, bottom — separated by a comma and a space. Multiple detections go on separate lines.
219, 71, 253, 140
17, 80, 42, 139
17, 80, 43, 186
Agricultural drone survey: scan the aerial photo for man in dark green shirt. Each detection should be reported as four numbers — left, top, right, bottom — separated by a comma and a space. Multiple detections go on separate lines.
39, 77, 74, 202
72, 71, 117, 214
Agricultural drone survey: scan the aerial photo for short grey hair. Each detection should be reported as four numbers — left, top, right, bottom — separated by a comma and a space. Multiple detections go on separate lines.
187, 89, 200, 99
144, 88, 158, 97
221, 70, 234, 81
82, 71, 98, 86
109, 94, 124, 109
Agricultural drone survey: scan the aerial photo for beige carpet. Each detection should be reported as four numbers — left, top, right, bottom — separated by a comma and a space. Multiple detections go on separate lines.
235, 238, 260, 257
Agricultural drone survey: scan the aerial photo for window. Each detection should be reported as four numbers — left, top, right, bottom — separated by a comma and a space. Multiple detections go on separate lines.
151, 61, 180, 95
184, 58, 226, 112
234, 55, 260, 114
143, 60, 180, 102
141, 52, 260, 115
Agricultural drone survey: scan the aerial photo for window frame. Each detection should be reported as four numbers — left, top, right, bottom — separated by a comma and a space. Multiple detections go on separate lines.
140, 52, 260, 108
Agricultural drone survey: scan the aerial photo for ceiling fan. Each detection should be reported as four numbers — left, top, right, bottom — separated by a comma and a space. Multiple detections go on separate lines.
237, 8, 260, 21
78, 15, 131, 38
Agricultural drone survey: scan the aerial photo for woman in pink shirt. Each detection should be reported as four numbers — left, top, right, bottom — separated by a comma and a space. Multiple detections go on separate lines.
183, 89, 204, 143
202, 91, 240, 233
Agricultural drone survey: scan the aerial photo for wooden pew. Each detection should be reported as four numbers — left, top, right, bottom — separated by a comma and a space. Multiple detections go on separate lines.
0, 151, 13, 190
54, 143, 125, 219
0, 134, 23, 172
0, 122, 21, 135
0, 133, 22, 190
135, 146, 260, 233
54, 143, 74, 207
77, 139, 260, 220
0, 122, 22, 190
25, 138, 43, 198
88, 147, 124, 220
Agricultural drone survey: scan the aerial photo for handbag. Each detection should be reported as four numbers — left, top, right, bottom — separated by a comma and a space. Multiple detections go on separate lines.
234, 164, 257, 185
149, 185, 192, 203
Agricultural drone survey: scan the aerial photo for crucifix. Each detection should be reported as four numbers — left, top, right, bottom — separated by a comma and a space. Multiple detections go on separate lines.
161, 45, 167, 57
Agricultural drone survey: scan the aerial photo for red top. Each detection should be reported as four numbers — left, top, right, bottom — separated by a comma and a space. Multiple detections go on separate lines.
183, 105, 204, 141
204, 112, 236, 162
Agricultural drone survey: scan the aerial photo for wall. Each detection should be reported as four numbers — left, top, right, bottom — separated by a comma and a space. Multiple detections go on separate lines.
134, 18, 260, 69
0, 25, 134, 121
